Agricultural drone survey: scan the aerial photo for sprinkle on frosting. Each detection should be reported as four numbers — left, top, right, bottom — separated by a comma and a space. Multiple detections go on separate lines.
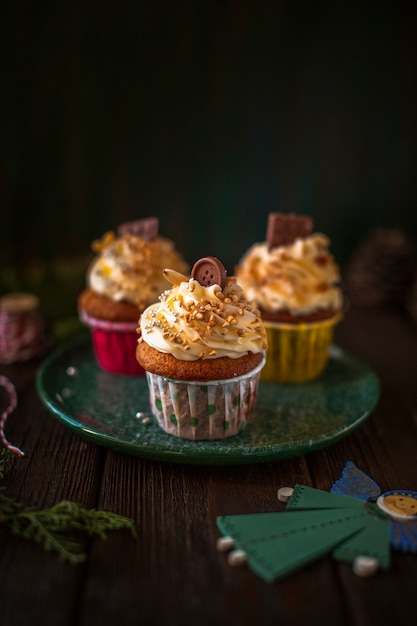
236, 233, 342, 315
138, 270, 267, 361
87, 231, 189, 309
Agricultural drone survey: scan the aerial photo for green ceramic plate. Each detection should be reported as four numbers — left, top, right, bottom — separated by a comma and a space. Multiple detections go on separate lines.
36, 335, 380, 465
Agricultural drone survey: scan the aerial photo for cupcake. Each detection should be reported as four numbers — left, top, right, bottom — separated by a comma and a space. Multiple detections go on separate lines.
235, 213, 343, 383
78, 217, 189, 376
136, 257, 267, 440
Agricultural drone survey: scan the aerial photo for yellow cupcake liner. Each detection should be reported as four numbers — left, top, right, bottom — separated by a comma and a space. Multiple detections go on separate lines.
261, 314, 342, 383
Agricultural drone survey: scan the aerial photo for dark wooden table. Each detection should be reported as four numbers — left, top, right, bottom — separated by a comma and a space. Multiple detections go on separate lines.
1, 305, 416, 626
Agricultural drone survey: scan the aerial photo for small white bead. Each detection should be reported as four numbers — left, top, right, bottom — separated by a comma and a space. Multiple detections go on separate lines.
277, 487, 294, 502
216, 536, 235, 552
228, 549, 247, 567
352, 556, 379, 577
136, 411, 145, 418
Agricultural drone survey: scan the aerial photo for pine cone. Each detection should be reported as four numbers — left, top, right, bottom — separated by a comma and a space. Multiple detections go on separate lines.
343, 228, 415, 308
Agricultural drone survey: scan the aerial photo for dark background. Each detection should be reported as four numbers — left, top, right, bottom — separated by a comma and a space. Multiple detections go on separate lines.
1, 0, 417, 312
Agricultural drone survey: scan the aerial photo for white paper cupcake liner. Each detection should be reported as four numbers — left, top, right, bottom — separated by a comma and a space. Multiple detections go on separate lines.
145, 356, 265, 440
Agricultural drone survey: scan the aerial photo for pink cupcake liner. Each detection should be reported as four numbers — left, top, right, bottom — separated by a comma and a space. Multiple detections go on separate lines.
79, 311, 144, 376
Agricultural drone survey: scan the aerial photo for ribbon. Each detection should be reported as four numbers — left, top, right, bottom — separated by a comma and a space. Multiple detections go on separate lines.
0, 293, 46, 364
0, 375, 24, 457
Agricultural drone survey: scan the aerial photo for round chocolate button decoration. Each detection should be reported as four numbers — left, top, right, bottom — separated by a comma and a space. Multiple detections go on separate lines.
191, 257, 227, 289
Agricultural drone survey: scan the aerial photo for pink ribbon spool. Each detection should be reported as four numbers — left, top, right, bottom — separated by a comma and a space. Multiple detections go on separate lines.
0, 293, 46, 364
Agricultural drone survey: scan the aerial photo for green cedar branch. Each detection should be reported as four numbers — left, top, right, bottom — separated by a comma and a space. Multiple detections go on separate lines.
0, 450, 137, 564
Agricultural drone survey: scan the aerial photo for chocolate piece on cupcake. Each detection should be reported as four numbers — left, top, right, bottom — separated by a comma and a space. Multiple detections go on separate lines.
117, 216, 159, 241
266, 212, 313, 249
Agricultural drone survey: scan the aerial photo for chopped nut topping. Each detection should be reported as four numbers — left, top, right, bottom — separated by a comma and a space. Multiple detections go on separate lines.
92, 231, 116, 253
314, 254, 329, 266
139, 268, 267, 359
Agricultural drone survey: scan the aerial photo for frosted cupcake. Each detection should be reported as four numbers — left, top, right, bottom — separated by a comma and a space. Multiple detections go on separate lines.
78, 217, 189, 376
136, 257, 267, 440
236, 213, 343, 383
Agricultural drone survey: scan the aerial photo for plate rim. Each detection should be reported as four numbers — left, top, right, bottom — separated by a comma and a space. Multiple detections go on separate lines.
36, 335, 380, 465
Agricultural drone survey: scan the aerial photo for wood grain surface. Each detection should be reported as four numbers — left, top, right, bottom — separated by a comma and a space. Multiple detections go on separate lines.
1, 305, 417, 626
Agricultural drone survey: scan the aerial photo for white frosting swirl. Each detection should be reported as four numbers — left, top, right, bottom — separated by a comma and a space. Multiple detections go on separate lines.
87, 232, 189, 308
236, 234, 342, 315
139, 273, 267, 361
